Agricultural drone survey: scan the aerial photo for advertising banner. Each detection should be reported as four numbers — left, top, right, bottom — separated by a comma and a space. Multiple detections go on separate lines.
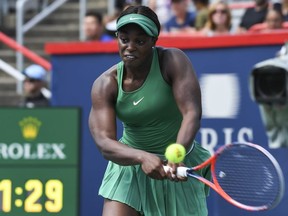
0, 108, 80, 216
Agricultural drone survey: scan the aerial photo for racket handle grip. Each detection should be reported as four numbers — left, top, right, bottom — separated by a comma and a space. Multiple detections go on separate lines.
163, 165, 188, 177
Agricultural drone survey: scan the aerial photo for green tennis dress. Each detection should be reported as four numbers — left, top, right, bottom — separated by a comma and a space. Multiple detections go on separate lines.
99, 48, 211, 216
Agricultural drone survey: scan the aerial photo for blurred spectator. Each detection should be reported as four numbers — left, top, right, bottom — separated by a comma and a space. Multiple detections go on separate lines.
83, 11, 113, 42
200, 1, 232, 36
114, 0, 127, 13
105, 0, 142, 37
19, 64, 50, 108
249, 8, 286, 32
192, 0, 210, 30
164, 0, 196, 33
273, 0, 288, 21
236, 0, 269, 33
147, 0, 171, 27
262, 8, 284, 29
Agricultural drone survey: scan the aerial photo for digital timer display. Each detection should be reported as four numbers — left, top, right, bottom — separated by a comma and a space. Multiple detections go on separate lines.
0, 108, 80, 216
0, 179, 63, 213
0, 167, 78, 215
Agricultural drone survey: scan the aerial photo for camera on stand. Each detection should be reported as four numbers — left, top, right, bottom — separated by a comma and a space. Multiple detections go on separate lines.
249, 48, 288, 148
250, 56, 288, 105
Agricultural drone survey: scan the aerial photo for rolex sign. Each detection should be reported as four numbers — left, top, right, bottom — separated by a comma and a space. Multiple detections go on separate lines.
0, 108, 79, 165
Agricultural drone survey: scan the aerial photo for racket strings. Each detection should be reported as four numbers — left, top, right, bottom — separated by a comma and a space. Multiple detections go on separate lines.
214, 144, 282, 208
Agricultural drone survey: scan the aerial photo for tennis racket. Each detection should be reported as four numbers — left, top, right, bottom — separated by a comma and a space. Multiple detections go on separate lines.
164, 142, 285, 211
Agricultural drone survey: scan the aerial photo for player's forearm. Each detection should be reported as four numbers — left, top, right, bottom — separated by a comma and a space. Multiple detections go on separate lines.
97, 139, 146, 166
176, 113, 201, 151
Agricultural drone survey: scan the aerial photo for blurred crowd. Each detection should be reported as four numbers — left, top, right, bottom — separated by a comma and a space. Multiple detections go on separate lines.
1, 0, 287, 108
83, 0, 288, 42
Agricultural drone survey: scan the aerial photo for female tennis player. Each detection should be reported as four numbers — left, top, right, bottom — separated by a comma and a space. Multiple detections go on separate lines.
88, 5, 211, 216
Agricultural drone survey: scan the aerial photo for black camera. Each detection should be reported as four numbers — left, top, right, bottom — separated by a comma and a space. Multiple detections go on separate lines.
250, 57, 288, 104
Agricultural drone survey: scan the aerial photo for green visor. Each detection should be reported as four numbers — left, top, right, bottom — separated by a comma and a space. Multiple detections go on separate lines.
116, 14, 159, 37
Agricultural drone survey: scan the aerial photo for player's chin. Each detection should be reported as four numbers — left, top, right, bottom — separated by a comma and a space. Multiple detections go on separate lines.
123, 58, 140, 66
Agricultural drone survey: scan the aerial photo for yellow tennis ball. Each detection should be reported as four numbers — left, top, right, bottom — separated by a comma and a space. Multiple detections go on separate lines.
165, 143, 186, 163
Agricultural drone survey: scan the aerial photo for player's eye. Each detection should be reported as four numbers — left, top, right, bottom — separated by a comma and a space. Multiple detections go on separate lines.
120, 37, 129, 44
136, 40, 145, 46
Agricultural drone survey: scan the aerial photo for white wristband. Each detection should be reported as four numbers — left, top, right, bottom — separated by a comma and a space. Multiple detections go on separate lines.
163, 166, 188, 178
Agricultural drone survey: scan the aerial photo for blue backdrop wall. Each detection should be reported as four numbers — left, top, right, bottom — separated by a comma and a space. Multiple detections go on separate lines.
46, 33, 288, 216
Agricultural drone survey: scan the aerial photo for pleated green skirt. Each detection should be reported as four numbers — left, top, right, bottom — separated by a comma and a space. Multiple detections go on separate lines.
99, 142, 211, 216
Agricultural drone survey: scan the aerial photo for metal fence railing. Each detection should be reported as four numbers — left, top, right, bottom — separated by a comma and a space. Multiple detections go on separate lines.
15, 0, 68, 93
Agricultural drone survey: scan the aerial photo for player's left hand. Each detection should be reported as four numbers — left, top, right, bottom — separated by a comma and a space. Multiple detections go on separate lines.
165, 162, 188, 182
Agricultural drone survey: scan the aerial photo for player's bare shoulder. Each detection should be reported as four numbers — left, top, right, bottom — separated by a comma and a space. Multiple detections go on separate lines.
94, 64, 117, 85
157, 47, 189, 83
158, 46, 185, 58
91, 64, 118, 100
158, 47, 187, 68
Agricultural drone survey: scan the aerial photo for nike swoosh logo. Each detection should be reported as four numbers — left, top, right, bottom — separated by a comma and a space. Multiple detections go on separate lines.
129, 17, 141, 21
133, 97, 144, 106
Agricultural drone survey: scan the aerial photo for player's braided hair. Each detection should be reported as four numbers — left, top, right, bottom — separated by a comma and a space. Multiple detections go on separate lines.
117, 5, 161, 36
